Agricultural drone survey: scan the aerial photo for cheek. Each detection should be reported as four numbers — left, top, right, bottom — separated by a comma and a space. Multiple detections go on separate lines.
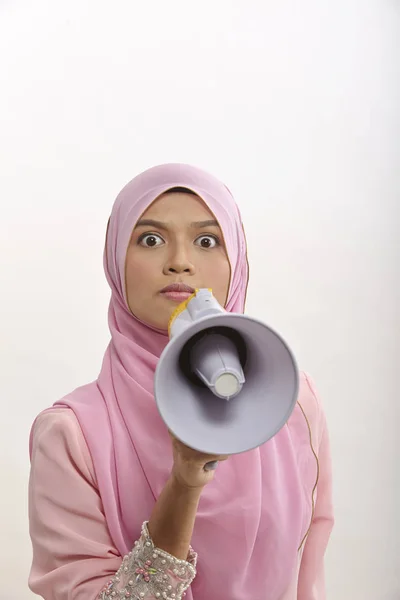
216, 259, 231, 284
126, 257, 141, 285
199, 253, 231, 291
125, 252, 155, 299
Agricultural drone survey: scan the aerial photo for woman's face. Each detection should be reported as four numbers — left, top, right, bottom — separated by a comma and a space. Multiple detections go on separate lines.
125, 191, 231, 330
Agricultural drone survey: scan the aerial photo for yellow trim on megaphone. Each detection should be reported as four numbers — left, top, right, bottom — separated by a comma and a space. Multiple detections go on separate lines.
167, 288, 213, 337
167, 292, 197, 337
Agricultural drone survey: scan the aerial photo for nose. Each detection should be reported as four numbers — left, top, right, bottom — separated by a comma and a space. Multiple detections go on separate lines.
163, 244, 195, 275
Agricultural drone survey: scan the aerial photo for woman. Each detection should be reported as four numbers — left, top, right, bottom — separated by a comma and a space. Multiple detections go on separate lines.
29, 163, 334, 600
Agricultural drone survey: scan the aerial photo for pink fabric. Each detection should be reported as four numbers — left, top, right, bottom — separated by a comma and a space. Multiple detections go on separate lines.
29, 164, 334, 599
28, 375, 333, 600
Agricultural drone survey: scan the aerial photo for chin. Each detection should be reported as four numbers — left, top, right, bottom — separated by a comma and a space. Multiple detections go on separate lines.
146, 313, 170, 332
129, 296, 171, 330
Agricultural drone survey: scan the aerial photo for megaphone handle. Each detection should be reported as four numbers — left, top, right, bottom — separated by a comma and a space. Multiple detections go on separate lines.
204, 460, 218, 471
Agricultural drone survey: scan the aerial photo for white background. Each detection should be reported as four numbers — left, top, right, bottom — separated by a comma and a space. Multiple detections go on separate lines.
0, 1, 399, 599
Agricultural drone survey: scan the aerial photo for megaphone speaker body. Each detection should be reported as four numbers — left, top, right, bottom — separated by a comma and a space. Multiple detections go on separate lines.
154, 289, 299, 456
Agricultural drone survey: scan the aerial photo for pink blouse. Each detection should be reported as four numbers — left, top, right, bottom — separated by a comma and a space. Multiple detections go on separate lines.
28, 375, 333, 600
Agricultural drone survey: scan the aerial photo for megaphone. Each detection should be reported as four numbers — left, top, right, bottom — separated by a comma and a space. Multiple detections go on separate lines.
154, 289, 299, 456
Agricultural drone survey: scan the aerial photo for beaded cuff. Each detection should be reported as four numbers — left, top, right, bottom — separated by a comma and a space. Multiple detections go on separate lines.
98, 522, 197, 600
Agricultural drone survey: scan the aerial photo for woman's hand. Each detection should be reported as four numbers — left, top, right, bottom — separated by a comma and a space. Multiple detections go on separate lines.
169, 432, 229, 490
148, 433, 228, 559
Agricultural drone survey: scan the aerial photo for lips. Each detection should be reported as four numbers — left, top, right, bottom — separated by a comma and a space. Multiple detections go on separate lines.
160, 283, 195, 294
160, 283, 196, 303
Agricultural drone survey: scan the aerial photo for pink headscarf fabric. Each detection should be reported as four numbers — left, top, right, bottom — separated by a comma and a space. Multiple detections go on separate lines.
50, 164, 309, 599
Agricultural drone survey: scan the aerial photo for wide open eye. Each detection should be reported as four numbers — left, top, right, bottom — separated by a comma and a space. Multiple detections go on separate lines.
194, 235, 220, 249
138, 233, 165, 248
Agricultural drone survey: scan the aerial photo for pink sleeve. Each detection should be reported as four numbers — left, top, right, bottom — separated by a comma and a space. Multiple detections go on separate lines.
29, 409, 196, 600
29, 408, 123, 599
297, 375, 334, 600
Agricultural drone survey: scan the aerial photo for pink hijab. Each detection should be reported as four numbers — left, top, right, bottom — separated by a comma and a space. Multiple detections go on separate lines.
49, 164, 309, 599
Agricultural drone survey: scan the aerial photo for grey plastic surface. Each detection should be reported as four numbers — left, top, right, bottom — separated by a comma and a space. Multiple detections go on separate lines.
190, 332, 245, 400
154, 311, 299, 456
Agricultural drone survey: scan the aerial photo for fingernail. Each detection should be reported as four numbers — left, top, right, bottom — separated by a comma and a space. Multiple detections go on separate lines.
204, 461, 218, 471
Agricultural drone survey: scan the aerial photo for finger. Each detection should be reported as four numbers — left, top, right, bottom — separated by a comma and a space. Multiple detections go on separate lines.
190, 452, 229, 464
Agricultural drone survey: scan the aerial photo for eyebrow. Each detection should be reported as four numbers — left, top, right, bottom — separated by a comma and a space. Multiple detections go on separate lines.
135, 219, 220, 230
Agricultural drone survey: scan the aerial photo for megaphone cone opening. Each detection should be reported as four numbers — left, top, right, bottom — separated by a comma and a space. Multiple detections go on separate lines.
154, 311, 299, 455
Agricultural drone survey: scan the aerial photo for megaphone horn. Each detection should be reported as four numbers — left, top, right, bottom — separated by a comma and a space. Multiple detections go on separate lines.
154, 289, 299, 456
